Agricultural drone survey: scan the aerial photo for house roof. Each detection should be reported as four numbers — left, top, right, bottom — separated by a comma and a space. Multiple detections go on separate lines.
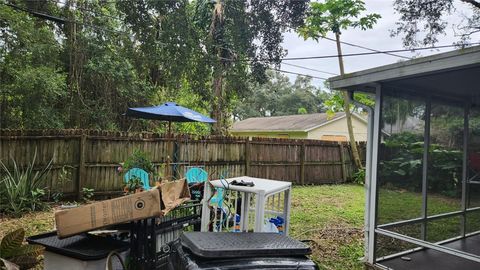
231, 112, 360, 132
328, 45, 480, 104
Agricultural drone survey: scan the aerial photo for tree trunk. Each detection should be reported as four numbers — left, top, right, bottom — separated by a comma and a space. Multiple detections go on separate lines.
211, 70, 223, 135
209, 0, 225, 135
335, 32, 363, 169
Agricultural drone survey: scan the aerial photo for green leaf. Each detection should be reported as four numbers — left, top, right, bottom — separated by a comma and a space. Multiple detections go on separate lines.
0, 229, 25, 258
13, 245, 44, 258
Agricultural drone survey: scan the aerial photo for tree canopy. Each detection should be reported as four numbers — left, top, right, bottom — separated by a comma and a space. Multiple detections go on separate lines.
233, 71, 330, 120
392, 0, 480, 47
0, 0, 308, 134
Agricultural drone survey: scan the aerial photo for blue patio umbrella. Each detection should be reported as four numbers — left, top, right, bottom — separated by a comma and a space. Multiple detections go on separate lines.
125, 102, 216, 134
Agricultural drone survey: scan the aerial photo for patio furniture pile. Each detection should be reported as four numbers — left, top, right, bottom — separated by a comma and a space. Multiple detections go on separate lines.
27, 172, 316, 270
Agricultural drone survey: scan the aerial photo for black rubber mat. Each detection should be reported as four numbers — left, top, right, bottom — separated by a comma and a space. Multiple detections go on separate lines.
180, 232, 311, 258
381, 234, 480, 270
27, 231, 129, 261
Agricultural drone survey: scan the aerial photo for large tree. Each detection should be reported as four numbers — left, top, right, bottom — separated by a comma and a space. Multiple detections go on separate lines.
0, 2, 67, 129
392, 0, 480, 47
298, 0, 380, 169
0, 0, 308, 134
193, 0, 309, 134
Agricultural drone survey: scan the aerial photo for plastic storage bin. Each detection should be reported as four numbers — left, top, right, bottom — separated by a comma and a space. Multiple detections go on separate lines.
169, 232, 319, 270
27, 231, 129, 270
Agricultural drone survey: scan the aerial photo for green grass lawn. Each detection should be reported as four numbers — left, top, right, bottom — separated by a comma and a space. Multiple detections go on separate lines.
0, 184, 470, 270
290, 185, 365, 270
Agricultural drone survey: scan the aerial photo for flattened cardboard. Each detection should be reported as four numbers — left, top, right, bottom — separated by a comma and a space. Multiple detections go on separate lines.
158, 179, 191, 215
55, 188, 161, 238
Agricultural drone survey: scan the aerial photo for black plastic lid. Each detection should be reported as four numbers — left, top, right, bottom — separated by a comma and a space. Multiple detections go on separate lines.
27, 231, 129, 261
180, 232, 311, 258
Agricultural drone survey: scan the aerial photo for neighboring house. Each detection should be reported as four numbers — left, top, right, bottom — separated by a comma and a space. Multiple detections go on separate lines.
230, 112, 368, 141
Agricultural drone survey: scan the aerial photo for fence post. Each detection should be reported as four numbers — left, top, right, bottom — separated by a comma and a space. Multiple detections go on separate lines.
245, 138, 251, 176
77, 133, 87, 200
300, 142, 305, 185
339, 142, 347, 182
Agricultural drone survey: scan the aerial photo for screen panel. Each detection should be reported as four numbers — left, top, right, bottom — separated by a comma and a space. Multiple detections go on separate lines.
377, 95, 426, 225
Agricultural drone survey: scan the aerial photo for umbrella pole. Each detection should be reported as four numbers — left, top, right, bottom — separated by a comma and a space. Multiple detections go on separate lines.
166, 121, 172, 180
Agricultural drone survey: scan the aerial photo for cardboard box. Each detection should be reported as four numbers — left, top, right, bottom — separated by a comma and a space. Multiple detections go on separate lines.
55, 188, 162, 238
158, 179, 191, 215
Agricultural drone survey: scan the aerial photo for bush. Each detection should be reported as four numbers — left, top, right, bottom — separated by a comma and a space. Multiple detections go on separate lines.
81, 187, 95, 201
121, 149, 156, 175
0, 152, 52, 215
379, 132, 463, 197
352, 168, 365, 185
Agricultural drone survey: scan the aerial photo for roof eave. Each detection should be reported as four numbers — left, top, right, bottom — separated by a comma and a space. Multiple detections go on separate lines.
328, 45, 480, 90
231, 129, 308, 133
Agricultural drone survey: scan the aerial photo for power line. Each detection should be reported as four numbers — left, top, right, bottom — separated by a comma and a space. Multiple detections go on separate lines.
270, 68, 328, 80
3, 2, 131, 35
323, 36, 412, 60
281, 62, 338, 76
278, 43, 480, 61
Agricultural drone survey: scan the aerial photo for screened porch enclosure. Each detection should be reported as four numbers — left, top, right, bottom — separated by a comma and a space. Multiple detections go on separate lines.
376, 94, 480, 269
328, 46, 480, 269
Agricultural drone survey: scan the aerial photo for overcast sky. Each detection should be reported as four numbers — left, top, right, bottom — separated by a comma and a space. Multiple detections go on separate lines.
280, 0, 480, 87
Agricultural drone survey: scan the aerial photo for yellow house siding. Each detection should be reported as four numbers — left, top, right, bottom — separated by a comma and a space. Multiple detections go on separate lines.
307, 116, 367, 141
230, 131, 308, 139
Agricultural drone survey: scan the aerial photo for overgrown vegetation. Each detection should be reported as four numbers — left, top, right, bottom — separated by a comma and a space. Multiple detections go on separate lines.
0, 1, 309, 134
379, 132, 463, 197
0, 153, 52, 216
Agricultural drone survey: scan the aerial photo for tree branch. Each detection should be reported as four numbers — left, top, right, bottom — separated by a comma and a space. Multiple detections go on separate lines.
461, 0, 480, 9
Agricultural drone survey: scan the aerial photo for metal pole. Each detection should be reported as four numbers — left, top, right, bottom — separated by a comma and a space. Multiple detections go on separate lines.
367, 84, 382, 264
461, 103, 470, 236
421, 98, 431, 240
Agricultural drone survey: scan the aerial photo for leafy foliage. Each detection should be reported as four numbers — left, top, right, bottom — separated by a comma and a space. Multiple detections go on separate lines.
0, 0, 309, 134
233, 71, 330, 120
379, 132, 463, 197
352, 168, 366, 185
81, 187, 95, 202
0, 228, 44, 270
0, 152, 52, 216
392, 0, 480, 47
122, 149, 156, 176
123, 176, 145, 195
298, 0, 379, 170
299, 0, 380, 38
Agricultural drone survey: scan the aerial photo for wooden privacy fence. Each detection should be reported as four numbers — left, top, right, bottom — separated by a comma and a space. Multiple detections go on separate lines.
0, 129, 364, 198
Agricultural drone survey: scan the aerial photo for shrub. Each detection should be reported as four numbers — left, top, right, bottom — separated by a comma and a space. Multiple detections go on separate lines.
379, 132, 463, 197
81, 187, 95, 201
122, 149, 156, 175
352, 168, 365, 185
0, 152, 52, 215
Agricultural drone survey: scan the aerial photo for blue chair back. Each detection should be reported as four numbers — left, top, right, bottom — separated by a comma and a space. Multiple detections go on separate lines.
124, 168, 151, 190
185, 167, 208, 184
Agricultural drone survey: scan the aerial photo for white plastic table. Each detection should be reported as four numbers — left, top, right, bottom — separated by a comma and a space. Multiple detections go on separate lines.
200, 176, 292, 235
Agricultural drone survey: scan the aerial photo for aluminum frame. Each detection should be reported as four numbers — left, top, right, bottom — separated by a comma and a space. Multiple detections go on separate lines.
369, 94, 480, 266
366, 84, 382, 264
